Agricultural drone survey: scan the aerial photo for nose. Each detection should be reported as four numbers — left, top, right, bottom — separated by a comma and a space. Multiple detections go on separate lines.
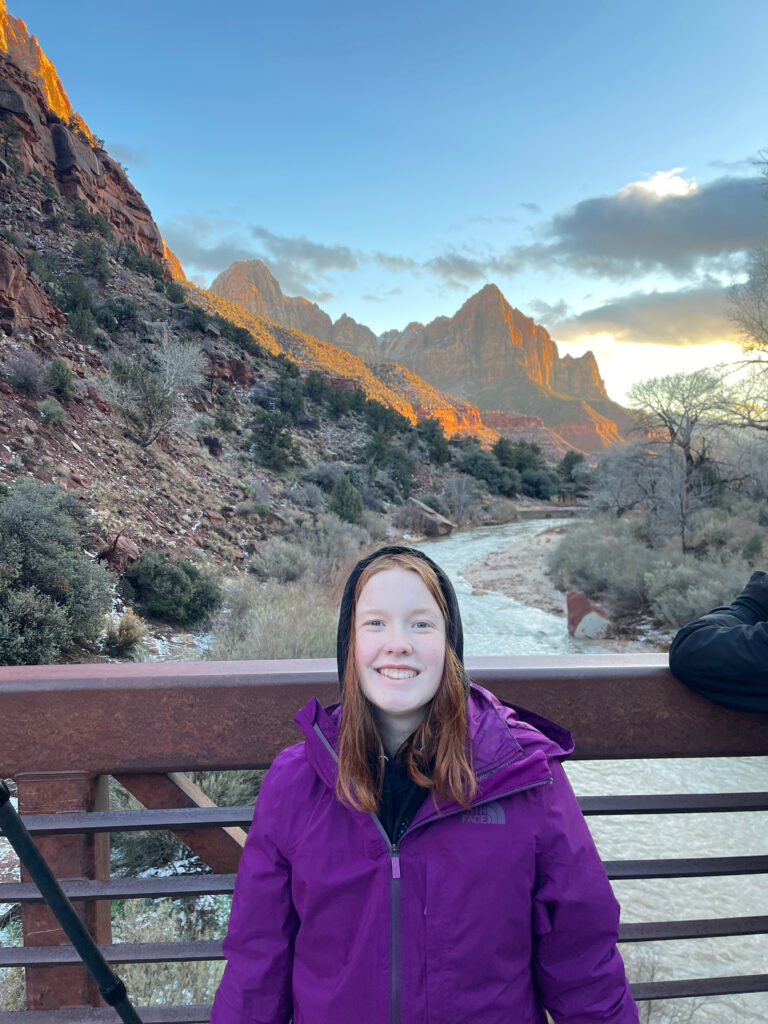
384, 626, 412, 654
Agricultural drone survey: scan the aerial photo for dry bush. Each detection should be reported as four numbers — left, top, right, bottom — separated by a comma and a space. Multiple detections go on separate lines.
112, 897, 226, 1006
208, 578, 337, 661
104, 608, 146, 652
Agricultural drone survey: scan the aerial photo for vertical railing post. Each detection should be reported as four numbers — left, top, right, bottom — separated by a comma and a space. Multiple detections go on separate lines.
15, 771, 111, 1010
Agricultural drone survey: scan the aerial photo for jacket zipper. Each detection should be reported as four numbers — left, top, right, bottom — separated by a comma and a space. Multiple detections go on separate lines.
312, 722, 552, 1024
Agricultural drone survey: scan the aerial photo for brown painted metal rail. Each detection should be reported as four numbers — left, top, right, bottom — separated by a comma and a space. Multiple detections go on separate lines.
0, 654, 766, 1021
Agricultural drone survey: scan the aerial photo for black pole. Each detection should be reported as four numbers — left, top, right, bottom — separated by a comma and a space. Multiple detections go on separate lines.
0, 779, 143, 1023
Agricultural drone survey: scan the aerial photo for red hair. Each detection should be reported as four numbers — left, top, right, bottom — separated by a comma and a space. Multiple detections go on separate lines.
336, 552, 476, 813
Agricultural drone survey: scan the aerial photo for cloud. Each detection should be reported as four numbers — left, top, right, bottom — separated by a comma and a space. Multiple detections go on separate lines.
520, 201, 541, 213
546, 281, 734, 346
362, 293, 384, 302
107, 141, 147, 167
424, 250, 489, 283
373, 252, 419, 272
160, 215, 258, 273
249, 225, 358, 273
509, 171, 766, 279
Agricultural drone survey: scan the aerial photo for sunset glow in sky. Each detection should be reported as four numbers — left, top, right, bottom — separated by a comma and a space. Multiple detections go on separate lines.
9, 0, 768, 401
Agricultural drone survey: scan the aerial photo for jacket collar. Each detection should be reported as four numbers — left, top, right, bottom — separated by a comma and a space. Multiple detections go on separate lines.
294, 683, 573, 810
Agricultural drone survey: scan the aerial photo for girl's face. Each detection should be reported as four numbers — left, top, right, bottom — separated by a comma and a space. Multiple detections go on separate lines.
354, 567, 446, 729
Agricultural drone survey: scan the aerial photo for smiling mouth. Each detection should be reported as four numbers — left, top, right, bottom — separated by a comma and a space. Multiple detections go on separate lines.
377, 668, 418, 679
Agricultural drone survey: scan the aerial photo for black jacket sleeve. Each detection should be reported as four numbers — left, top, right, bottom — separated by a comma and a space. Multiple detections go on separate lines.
668, 571, 768, 712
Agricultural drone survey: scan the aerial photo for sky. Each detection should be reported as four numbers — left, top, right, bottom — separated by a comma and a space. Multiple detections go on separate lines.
9, 0, 768, 402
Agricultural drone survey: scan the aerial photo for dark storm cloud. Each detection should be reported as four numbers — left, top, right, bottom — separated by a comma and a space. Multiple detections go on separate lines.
548, 282, 734, 346
510, 175, 766, 279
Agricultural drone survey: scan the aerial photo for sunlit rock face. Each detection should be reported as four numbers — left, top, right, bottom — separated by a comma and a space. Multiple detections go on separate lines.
210, 260, 381, 361
381, 284, 631, 443
0, 3, 184, 274
0, 0, 84, 135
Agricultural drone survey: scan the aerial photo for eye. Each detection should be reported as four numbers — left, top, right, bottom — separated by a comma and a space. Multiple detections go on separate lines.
412, 620, 432, 630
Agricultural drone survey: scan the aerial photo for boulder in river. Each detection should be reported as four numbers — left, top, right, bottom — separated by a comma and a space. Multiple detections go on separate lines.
566, 590, 614, 639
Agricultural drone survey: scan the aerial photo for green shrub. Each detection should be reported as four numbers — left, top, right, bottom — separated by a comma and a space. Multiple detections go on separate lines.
121, 241, 163, 280
59, 271, 93, 312
644, 561, 745, 627
166, 281, 185, 303
742, 533, 763, 565
122, 549, 222, 625
40, 178, 58, 201
47, 357, 73, 400
72, 198, 113, 239
249, 408, 297, 471
422, 493, 451, 517
418, 418, 450, 464
93, 297, 140, 332
67, 306, 96, 344
25, 250, 56, 284
251, 538, 314, 583
37, 396, 67, 424
329, 474, 363, 523
74, 237, 110, 283
183, 304, 209, 332
0, 479, 113, 664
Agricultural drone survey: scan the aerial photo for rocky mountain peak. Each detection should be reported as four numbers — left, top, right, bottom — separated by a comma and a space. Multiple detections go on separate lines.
0, 1, 93, 143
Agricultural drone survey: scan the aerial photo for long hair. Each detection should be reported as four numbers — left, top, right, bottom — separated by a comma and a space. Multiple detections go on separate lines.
336, 552, 476, 813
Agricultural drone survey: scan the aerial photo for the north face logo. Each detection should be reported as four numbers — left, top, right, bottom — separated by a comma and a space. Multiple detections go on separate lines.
461, 801, 505, 825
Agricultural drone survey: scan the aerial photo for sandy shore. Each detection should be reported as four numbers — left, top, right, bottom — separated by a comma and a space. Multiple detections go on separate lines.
463, 524, 570, 617
463, 524, 670, 653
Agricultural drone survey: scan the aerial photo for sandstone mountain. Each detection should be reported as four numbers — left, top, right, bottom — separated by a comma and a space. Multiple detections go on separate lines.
210, 260, 380, 361
213, 260, 635, 451
380, 284, 636, 450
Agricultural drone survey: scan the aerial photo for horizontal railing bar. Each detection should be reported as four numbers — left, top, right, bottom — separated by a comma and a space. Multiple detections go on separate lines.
630, 973, 768, 1000
0, 1008, 212, 1023
12, 793, 767, 836
578, 793, 768, 814
4, 656, 768, 772
2, 854, 766, 903
605, 855, 768, 879
0, 940, 223, 968
13, 805, 256, 835
0, 873, 236, 902
4, 916, 766, 967
619, 915, 768, 941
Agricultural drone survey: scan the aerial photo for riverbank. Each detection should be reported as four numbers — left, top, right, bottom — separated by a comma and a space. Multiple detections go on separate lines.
461, 522, 672, 653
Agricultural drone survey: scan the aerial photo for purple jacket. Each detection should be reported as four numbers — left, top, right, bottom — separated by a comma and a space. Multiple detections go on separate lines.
212, 684, 638, 1023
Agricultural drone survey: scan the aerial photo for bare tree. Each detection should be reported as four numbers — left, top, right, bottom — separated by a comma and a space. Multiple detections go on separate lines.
99, 338, 204, 447
627, 369, 725, 472
728, 151, 768, 355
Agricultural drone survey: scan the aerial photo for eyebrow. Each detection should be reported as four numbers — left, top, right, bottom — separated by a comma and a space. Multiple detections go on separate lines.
356, 607, 440, 617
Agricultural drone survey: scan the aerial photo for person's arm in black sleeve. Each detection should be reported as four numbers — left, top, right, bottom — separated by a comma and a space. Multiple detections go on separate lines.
668, 570, 768, 713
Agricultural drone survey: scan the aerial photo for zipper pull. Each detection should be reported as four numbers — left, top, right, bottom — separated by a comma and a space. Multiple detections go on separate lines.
391, 846, 401, 879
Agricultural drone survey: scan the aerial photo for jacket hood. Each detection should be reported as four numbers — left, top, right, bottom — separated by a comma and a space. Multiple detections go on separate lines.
336, 544, 467, 691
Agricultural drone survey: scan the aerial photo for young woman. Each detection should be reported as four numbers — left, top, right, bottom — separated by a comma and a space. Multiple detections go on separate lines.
212, 545, 638, 1023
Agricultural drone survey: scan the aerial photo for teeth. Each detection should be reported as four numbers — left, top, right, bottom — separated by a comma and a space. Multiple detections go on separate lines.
378, 668, 417, 679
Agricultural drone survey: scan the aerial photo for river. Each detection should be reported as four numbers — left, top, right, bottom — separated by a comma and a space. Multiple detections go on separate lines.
413, 522, 768, 1023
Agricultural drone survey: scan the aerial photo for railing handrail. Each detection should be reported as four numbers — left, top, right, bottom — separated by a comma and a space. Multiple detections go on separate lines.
3, 655, 768, 775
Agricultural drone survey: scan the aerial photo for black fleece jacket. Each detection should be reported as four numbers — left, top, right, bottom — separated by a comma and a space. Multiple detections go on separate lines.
668, 571, 768, 713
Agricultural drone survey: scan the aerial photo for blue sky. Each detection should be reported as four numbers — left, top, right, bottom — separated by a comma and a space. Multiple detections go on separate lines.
8, 0, 768, 400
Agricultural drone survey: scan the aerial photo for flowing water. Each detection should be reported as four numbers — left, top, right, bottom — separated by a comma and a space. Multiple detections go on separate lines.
413, 524, 768, 1023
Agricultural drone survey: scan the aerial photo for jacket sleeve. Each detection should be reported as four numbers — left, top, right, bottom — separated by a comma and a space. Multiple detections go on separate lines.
668, 571, 768, 712
211, 755, 299, 1024
532, 760, 638, 1023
